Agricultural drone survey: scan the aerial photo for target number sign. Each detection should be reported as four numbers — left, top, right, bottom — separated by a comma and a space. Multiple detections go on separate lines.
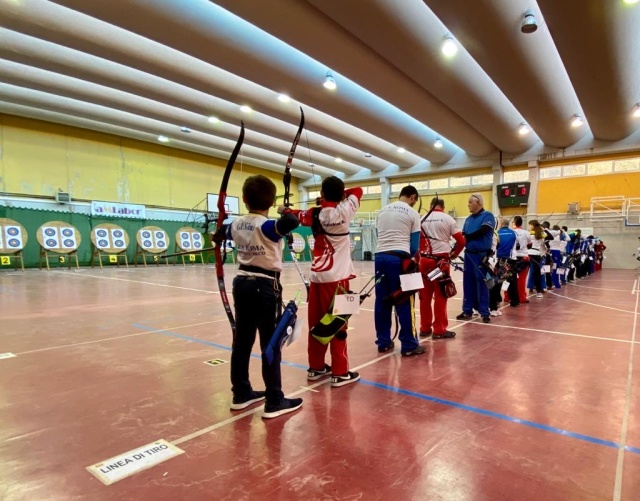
189, 254, 196, 262
59, 256, 66, 263
1, 257, 10, 266
109, 255, 117, 263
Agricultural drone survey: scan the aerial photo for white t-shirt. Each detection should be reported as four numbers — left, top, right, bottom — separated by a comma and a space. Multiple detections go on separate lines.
420, 210, 460, 254
231, 214, 283, 273
376, 201, 420, 254
513, 227, 531, 258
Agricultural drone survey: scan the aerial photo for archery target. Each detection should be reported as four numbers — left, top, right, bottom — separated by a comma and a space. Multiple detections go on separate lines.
307, 236, 315, 251
111, 229, 126, 249
179, 231, 192, 249
42, 227, 60, 249
154, 231, 167, 249
142, 238, 154, 249
1, 226, 23, 249
291, 233, 305, 253
93, 228, 110, 250
60, 227, 78, 249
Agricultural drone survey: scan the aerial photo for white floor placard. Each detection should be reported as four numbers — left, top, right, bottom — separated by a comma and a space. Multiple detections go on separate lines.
86, 439, 184, 485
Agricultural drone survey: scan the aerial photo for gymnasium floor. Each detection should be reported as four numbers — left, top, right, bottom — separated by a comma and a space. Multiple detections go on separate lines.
1, 261, 639, 500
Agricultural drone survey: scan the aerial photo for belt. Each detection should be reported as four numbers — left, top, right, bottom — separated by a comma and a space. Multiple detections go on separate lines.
238, 264, 280, 279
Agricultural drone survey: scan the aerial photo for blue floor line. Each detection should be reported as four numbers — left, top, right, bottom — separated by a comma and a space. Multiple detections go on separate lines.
132, 322, 639, 454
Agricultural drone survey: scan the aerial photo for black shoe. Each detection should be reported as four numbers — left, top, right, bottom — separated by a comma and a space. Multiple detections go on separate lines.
378, 341, 395, 353
456, 312, 472, 320
522, 300, 530, 304
262, 397, 303, 419
432, 330, 456, 339
510, 302, 519, 307
331, 371, 360, 387
307, 364, 331, 381
401, 345, 427, 357
419, 330, 432, 338
230, 390, 266, 411
482, 316, 491, 323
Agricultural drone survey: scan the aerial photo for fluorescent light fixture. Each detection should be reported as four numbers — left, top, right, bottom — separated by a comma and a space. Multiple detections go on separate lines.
180, 126, 191, 133
364, 153, 372, 158
623, 0, 639, 5
633, 103, 640, 117
441, 36, 458, 57
240, 105, 252, 113
397, 147, 405, 153
157, 135, 170, 143
335, 157, 342, 163
277, 94, 291, 103
571, 114, 584, 127
308, 162, 315, 167
207, 116, 220, 123
434, 138, 443, 149
518, 123, 530, 135
323, 71, 337, 90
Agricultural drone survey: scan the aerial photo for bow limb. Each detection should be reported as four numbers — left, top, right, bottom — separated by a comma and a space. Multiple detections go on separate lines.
215, 121, 245, 333
283, 108, 310, 300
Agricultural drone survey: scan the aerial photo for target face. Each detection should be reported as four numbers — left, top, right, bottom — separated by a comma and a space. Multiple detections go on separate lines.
63, 239, 75, 248
194, 241, 202, 249
61, 228, 73, 237
8, 239, 20, 248
7, 227, 19, 236
114, 240, 124, 248
142, 230, 151, 239
192, 233, 201, 241
183, 241, 191, 248
143, 240, 153, 248
181, 232, 189, 239
44, 228, 56, 237
46, 239, 57, 247
155, 231, 164, 239
96, 229, 108, 238
98, 239, 109, 248
157, 241, 166, 248
113, 230, 123, 238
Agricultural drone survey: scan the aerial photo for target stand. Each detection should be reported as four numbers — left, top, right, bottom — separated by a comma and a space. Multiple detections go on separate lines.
306, 235, 315, 261
0, 218, 28, 271
134, 226, 169, 267
37, 221, 81, 271
91, 223, 130, 269
174, 227, 206, 267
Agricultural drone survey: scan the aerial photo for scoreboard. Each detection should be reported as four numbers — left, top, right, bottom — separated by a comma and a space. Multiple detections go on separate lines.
497, 182, 530, 208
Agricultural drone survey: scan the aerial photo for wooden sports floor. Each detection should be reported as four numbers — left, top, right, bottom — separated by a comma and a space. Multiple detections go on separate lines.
1, 262, 639, 500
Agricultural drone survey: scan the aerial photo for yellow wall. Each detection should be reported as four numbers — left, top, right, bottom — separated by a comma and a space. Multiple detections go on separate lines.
538, 171, 640, 213
0, 115, 297, 212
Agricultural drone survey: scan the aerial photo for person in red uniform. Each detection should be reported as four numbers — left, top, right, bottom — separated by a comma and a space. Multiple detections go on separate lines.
418, 197, 465, 339
288, 176, 363, 388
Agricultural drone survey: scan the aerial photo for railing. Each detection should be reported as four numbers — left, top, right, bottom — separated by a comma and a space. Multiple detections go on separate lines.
589, 196, 640, 226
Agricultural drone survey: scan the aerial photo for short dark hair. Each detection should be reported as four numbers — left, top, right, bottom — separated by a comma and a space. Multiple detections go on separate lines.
562, 226, 568, 231
514, 216, 523, 226
242, 175, 276, 211
430, 196, 444, 209
542, 221, 550, 228
400, 185, 419, 198
322, 176, 345, 202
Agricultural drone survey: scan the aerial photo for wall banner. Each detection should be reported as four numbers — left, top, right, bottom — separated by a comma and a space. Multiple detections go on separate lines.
91, 201, 145, 219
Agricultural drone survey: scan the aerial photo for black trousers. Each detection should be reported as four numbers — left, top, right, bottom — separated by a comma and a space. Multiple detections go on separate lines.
231, 275, 284, 405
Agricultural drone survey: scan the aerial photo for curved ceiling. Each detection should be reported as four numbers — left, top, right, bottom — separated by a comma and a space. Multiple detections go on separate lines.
1, 0, 639, 187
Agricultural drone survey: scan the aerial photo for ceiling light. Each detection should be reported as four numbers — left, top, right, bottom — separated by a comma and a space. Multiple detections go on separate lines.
157, 135, 169, 143
277, 94, 291, 103
441, 36, 458, 57
633, 104, 640, 117
207, 116, 220, 123
434, 138, 443, 149
521, 10, 538, 34
308, 162, 315, 167
240, 105, 252, 113
571, 114, 584, 127
397, 147, 405, 153
364, 153, 372, 158
335, 157, 342, 163
623, 0, 639, 4
180, 126, 191, 133
323, 71, 337, 90
518, 123, 530, 135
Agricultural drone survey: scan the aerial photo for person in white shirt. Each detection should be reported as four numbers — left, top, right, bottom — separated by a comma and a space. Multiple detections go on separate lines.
374, 185, 425, 357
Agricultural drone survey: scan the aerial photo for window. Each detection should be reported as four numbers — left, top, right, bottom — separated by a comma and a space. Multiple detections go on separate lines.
539, 167, 561, 179
587, 161, 613, 175
413, 181, 429, 190
472, 174, 493, 185
563, 164, 586, 177
429, 178, 449, 190
614, 158, 640, 172
450, 176, 471, 188
390, 183, 404, 193
366, 185, 382, 194
503, 170, 529, 182
308, 190, 320, 200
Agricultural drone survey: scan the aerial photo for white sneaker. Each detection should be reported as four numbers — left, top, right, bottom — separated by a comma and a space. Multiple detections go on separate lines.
472, 309, 480, 316
536, 293, 543, 298
490, 310, 499, 317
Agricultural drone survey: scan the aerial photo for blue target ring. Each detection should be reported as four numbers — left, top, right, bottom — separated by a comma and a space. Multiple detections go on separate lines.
7, 227, 19, 236
183, 242, 191, 248
114, 240, 124, 248
143, 240, 152, 247
96, 229, 108, 238
44, 228, 56, 237
155, 231, 164, 239
142, 231, 151, 238
98, 239, 109, 248
46, 239, 57, 247
61, 228, 73, 237
181, 232, 189, 239
192, 233, 201, 241
8, 239, 20, 248
113, 230, 123, 238
194, 241, 202, 249
63, 239, 75, 248
157, 241, 166, 248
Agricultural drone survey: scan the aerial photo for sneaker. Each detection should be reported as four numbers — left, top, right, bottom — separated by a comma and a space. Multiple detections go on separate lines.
536, 293, 543, 298
331, 371, 360, 387
307, 364, 331, 381
262, 397, 303, 419
401, 345, 427, 357
472, 309, 480, 316
432, 330, 456, 339
377, 341, 395, 353
490, 310, 499, 316
230, 390, 266, 411
419, 330, 432, 338
482, 316, 491, 323
456, 312, 472, 320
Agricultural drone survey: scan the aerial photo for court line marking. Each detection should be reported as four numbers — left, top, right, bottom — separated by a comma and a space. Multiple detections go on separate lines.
569, 283, 635, 293
15, 320, 226, 355
53, 271, 217, 294
548, 291, 639, 315
613, 285, 639, 501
